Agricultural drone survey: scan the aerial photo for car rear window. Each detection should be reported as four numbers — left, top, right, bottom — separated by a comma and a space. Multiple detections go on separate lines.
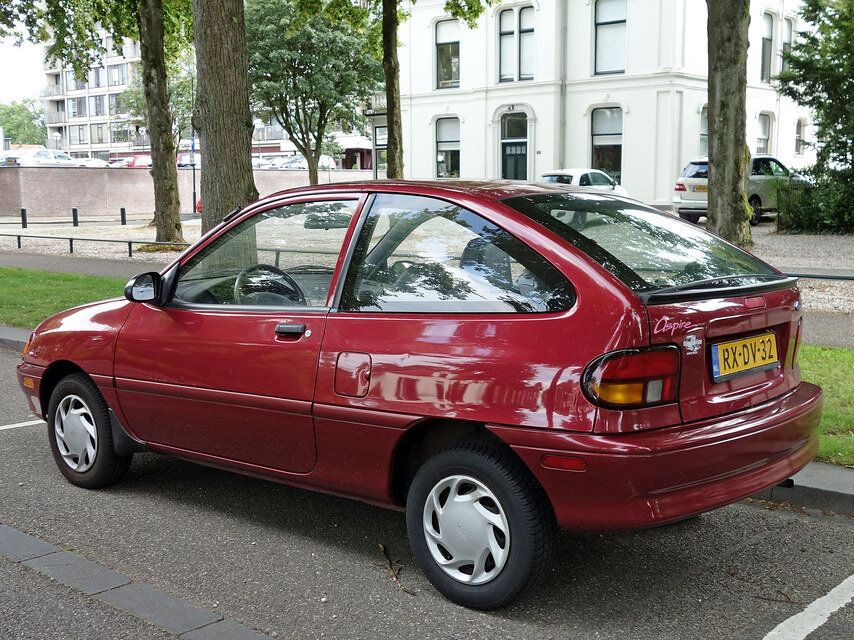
681, 162, 708, 179
502, 192, 778, 293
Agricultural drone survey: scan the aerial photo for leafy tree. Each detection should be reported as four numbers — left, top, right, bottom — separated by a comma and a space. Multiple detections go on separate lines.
192, 0, 258, 233
377, 0, 491, 179
122, 52, 195, 147
1, 0, 191, 243
0, 99, 46, 144
778, 0, 854, 180
705, 0, 752, 248
246, 0, 383, 185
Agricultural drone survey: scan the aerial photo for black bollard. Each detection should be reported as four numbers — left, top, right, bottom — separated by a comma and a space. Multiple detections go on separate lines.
72, 207, 79, 227
120, 207, 127, 225
20, 208, 27, 229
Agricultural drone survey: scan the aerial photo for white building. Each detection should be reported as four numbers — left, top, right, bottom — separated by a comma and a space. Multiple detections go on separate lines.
386, 0, 816, 206
42, 35, 141, 160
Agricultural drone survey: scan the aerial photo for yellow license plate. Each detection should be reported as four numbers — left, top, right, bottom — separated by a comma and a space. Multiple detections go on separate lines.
693, 185, 708, 192
711, 333, 779, 381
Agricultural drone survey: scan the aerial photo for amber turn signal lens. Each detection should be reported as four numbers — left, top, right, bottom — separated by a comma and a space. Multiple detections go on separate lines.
583, 347, 681, 409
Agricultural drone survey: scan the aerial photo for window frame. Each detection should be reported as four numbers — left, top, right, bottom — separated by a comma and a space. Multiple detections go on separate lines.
756, 112, 773, 154
760, 12, 774, 83
795, 118, 805, 155
169, 193, 367, 314
594, 0, 627, 76
336, 192, 576, 315
435, 19, 461, 90
498, 6, 535, 83
435, 116, 461, 179
500, 111, 529, 180
590, 106, 624, 184
699, 105, 709, 156
782, 18, 794, 72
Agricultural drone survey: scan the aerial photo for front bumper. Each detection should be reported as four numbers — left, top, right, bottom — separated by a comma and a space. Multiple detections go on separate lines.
490, 382, 822, 531
17, 361, 46, 418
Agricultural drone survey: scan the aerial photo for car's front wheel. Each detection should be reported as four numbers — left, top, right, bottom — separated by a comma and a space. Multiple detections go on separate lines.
47, 373, 132, 489
405, 441, 556, 609
749, 196, 762, 226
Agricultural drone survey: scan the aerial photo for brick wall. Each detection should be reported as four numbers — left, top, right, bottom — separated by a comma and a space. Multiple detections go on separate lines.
0, 167, 379, 218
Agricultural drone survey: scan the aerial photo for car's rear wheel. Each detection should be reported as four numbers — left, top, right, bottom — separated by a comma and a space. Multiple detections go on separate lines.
47, 373, 132, 488
679, 212, 701, 224
749, 196, 762, 226
405, 441, 556, 609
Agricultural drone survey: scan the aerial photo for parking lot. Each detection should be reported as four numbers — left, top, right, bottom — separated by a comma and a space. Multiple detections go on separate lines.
1, 346, 852, 640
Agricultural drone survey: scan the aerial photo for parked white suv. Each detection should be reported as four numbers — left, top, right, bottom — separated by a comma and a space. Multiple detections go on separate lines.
672, 154, 805, 225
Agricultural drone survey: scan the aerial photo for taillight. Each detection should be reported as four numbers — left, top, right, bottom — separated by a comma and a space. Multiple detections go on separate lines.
582, 347, 681, 409
674, 182, 687, 192
792, 318, 802, 368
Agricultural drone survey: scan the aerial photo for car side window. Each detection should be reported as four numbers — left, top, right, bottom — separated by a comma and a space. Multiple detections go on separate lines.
753, 159, 771, 176
578, 173, 592, 186
55, 152, 72, 161
339, 194, 575, 313
769, 160, 789, 177
589, 171, 613, 186
173, 200, 357, 308
35, 150, 50, 159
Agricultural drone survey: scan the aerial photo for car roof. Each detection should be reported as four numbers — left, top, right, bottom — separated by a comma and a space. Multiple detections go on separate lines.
541, 168, 601, 176
266, 179, 625, 204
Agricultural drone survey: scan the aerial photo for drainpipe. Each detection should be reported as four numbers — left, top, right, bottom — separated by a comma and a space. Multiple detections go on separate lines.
557, 0, 568, 169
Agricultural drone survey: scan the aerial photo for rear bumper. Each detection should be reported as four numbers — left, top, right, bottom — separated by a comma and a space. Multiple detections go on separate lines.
490, 382, 822, 531
671, 197, 707, 215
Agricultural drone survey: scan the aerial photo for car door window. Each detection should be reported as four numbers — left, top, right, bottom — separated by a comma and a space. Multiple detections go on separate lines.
54, 152, 72, 161
340, 194, 574, 313
752, 159, 771, 176
579, 173, 592, 186
769, 160, 789, 177
35, 150, 50, 159
589, 171, 613, 186
174, 199, 357, 307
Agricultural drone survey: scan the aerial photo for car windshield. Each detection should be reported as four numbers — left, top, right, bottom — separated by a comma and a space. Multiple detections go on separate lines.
502, 192, 778, 293
681, 162, 708, 179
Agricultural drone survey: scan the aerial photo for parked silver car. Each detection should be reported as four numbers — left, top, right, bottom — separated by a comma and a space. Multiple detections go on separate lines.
672, 154, 806, 225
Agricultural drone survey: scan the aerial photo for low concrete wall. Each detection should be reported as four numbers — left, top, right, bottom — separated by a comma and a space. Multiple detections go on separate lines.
0, 167, 378, 218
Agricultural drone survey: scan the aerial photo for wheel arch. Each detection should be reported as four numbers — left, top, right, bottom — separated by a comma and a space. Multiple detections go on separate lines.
389, 418, 553, 515
39, 360, 87, 416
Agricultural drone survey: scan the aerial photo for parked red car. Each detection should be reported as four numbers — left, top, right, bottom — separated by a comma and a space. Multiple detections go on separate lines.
17, 181, 822, 609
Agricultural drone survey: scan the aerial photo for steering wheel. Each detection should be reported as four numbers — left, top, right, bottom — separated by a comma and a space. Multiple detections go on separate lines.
233, 264, 307, 305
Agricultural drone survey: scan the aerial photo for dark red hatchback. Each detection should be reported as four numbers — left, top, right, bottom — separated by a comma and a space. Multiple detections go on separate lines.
17, 181, 822, 609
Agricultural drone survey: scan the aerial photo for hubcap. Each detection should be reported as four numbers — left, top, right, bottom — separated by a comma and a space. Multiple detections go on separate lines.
422, 475, 510, 585
54, 395, 98, 472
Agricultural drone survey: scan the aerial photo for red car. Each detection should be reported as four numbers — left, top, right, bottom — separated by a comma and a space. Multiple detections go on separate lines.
17, 181, 821, 609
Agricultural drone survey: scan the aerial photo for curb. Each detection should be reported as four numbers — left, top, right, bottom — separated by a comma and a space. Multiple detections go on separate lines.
1, 324, 852, 516
0, 325, 29, 352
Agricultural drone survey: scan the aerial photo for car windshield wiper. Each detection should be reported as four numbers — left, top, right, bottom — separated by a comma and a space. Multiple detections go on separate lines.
649, 273, 789, 296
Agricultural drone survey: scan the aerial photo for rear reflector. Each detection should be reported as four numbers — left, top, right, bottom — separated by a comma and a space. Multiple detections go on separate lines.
583, 347, 681, 409
541, 454, 587, 472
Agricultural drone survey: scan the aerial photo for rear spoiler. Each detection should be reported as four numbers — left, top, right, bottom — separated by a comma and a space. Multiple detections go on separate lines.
640, 276, 799, 305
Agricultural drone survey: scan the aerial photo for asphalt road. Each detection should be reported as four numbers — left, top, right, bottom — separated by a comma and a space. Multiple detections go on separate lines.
1, 347, 852, 640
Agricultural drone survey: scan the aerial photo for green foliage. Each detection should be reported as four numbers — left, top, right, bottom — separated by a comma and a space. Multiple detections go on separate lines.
778, 0, 854, 231
121, 51, 195, 145
799, 345, 854, 466
246, 0, 383, 176
776, 170, 854, 233
0, 99, 46, 145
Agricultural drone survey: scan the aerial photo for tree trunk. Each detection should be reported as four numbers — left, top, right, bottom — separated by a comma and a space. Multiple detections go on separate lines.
137, 0, 184, 242
192, 0, 258, 233
382, 0, 403, 179
706, 0, 752, 248
307, 153, 319, 185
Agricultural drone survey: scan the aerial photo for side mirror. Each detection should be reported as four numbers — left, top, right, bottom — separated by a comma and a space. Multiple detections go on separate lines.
610, 180, 617, 189
124, 272, 161, 304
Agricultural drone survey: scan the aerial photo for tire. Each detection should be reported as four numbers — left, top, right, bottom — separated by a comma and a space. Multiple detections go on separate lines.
679, 212, 701, 224
749, 196, 762, 226
405, 441, 556, 609
46, 373, 132, 489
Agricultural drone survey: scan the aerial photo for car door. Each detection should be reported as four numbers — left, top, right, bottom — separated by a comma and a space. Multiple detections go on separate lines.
114, 194, 365, 473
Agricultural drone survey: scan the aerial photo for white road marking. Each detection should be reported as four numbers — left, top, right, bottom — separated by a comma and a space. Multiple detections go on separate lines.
763, 573, 854, 640
0, 419, 45, 431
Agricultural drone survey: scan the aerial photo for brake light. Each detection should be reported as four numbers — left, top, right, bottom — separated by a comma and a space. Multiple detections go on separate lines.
583, 347, 681, 409
674, 182, 687, 192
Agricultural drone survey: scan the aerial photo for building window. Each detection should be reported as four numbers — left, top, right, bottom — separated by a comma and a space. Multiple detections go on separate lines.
795, 118, 805, 155
699, 105, 709, 156
65, 70, 87, 91
89, 95, 106, 117
109, 63, 128, 87
69, 124, 89, 145
436, 20, 460, 89
761, 13, 774, 82
110, 122, 131, 143
500, 112, 528, 180
89, 67, 105, 88
591, 107, 623, 183
594, 0, 626, 75
499, 7, 535, 82
436, 117, 460, 178
108, 94, 125, 116
757, 113, 772, 154
782, 18, 794, 72
68, 97, 87, 119
90, 123, 108, 144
